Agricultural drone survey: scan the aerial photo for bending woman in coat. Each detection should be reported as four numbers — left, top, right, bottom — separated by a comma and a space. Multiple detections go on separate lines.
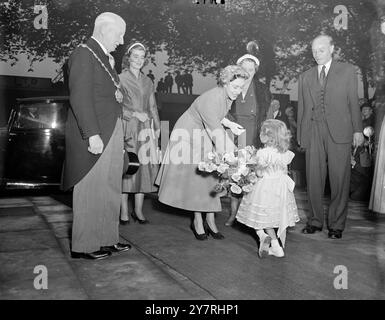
155, 65, 249, 240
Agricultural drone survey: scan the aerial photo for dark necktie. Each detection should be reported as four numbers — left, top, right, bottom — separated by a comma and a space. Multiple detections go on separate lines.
319, 65, 326, 86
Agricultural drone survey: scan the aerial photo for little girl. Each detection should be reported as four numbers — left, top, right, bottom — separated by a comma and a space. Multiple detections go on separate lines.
236, 119, 299, 258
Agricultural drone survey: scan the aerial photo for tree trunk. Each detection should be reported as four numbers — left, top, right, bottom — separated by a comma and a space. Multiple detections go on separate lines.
361, 68, 369, 100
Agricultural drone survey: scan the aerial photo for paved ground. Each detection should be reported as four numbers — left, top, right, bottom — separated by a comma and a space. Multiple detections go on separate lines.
0, 190, 384, 300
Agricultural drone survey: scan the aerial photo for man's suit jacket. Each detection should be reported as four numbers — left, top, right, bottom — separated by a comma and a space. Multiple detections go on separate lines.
297, 60, 362, 148
266, 108, 289, 126
62, 38, 122, 190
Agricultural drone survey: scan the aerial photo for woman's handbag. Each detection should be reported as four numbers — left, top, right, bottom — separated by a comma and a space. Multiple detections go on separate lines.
123, 151, 140, 176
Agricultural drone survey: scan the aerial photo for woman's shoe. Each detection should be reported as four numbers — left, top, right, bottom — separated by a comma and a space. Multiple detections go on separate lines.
224, 214, 236, 227
204, 221, 224, 240
119, 218, 130, 225
190, 222, 208, 240
131, 211, 149, 224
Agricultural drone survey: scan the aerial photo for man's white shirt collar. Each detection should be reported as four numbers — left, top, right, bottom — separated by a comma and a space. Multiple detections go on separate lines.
318, 59, 332, 77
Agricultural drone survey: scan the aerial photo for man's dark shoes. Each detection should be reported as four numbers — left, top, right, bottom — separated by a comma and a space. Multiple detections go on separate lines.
302, 225, 322, 234
71, 250, 111, 260
101, 243, 132, 253
328, 229, 342, 239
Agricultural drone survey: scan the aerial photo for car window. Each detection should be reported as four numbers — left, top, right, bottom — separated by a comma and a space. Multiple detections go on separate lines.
13, 102, 68, 129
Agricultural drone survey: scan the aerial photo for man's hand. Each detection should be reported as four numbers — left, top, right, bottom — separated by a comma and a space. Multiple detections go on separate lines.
353, 132, 364, 148
88, 134, 104, 154
134, 112, 149, 122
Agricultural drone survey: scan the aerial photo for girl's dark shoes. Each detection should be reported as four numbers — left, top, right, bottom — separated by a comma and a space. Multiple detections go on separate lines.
190, 222, 208, 240
204, 221, 224, 239
131, 211, 149, 224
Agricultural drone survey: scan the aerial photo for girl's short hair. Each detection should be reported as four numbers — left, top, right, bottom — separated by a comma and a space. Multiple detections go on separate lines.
218, 65, 249, 86
260, 119, 291, 153
121, 42, 147, 70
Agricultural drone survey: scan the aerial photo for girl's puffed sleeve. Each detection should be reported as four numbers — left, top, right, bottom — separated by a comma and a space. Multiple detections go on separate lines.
282, 150, 295, 165
256, 148, 270, 168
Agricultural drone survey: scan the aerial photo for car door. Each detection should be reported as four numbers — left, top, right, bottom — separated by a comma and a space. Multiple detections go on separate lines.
4, 98, 68, 188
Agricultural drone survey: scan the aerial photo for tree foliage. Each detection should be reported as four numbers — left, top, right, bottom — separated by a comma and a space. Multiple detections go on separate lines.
0, 0, 172, 70
0, 0, 384, 97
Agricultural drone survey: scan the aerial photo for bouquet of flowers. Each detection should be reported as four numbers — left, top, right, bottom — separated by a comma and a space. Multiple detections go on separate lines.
198, 146, 260, 195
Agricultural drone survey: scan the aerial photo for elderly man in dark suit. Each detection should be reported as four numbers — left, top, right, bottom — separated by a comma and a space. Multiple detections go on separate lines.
62, 12, 131, 259
297, 34, 364, 239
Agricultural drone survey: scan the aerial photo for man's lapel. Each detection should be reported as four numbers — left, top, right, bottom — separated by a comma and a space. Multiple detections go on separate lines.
308, 66, 319, 106
87, 38, 109, 66
325, 59, 339, 105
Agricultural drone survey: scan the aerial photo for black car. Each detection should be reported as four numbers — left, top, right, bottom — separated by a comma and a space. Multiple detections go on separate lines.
1, 96, 69, 189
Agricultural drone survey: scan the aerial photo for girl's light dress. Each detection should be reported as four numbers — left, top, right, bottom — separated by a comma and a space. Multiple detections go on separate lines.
236, 146, 300, 246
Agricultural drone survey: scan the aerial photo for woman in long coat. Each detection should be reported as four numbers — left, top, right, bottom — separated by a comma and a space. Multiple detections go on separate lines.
119, 42, 161, 224
155, 65, 249, 240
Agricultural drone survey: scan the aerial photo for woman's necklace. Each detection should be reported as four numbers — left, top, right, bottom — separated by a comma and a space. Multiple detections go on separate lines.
79, 44, 123, 103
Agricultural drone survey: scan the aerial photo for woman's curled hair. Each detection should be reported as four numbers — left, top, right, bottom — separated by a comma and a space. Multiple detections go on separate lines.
218, 65, 249, 86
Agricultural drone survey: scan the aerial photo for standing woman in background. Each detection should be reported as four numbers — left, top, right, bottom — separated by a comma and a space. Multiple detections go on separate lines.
369, 84, 385, 214
368, 16, 385, 215
225, 41, 272, 227
119, 42, 161, 224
